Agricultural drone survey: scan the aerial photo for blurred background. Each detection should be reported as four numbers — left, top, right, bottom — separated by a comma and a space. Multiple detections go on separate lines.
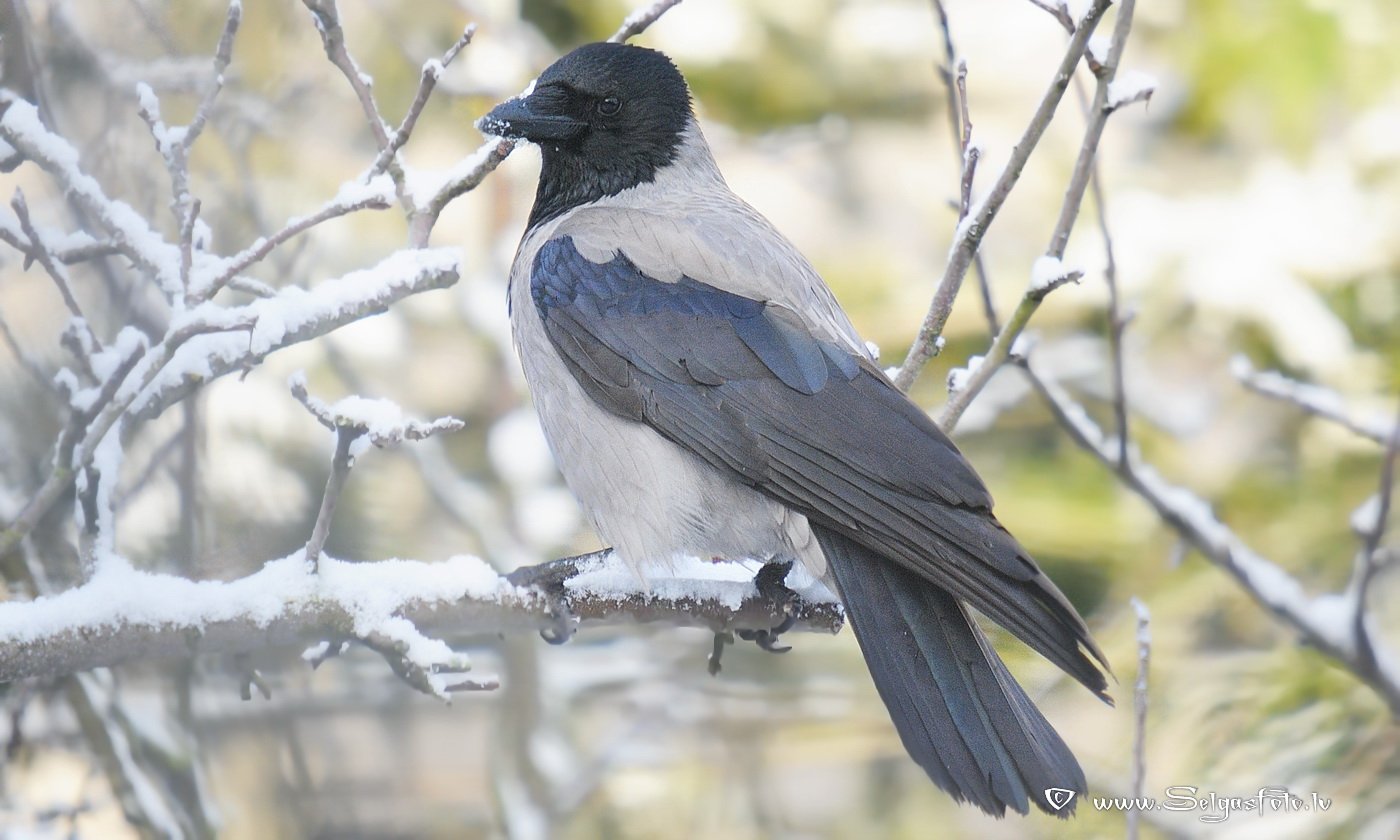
1, 0, 1398, 837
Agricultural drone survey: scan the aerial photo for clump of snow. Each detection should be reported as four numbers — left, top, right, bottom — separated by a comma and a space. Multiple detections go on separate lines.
291, 370, 465, 458
1108, 70, 1158, 110
1030, 255, 1084, 293
331, 173, 396, 210
947, 355, 984, 394
864, 340, 881, 359
1350, 494, 1382, 537
1087, 35, 1112, 66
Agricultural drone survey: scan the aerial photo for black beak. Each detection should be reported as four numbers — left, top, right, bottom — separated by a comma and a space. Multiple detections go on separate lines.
477, 92, 587, 142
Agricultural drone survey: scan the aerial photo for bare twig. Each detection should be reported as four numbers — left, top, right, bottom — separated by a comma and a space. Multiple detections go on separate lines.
610, 0, 686, 43
369, 24, 477, 178
304, 426, 355, 573
302, 0, 411, 211
197, 188, 393, 301
0, 304, 53, 391
0, 223, 122, 265
1128, 596, 1151, 840
893, 0, 1111, 390
10, 190, 99, 349
1080, 71, 1132, 468
928, 2, 1000, 334
937, 0, 1137, 431
180, 0, 241, 151
1025, 0, 1076, 32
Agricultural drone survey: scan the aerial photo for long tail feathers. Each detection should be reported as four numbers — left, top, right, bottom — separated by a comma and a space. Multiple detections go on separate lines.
815, 525, 1088, 818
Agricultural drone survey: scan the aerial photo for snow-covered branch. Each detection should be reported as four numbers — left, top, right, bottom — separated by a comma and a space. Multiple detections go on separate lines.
0, 550, 843, 686
1233, 356, 1397, 446
1025, 360, 1400, 716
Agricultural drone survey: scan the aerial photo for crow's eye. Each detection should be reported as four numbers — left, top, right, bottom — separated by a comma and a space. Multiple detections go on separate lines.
597, 95, 622, 117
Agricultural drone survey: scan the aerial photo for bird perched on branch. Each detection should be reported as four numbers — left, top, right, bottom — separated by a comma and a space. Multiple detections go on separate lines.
479, 41, 1110, 818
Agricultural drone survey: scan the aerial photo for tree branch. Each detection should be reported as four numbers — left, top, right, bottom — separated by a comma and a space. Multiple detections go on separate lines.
892, 0, 1111, 390
0, 551, 844, 684
1025, 358, 1400, 716
1234, 356, 1396, 446
938, 0, 1140, 431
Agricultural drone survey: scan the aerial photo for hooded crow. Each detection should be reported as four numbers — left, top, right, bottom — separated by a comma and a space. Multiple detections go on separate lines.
479, 41, 1110, 818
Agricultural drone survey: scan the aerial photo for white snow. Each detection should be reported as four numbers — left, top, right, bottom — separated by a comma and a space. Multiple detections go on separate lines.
290, 371, 464, 458
562, 551, 841, 612
0, 100, 184, 301
0, 552, 512, 646
864, 340, 881, 360
947, 355, 984, 393
1350, 494, 1382, 537
1087, 35, 1112, 66
1108, 70, 1158, 110
405, 137, 519, 209
331, 172, 396, 210
1030, 255, 1084, 292
130, 247, 460, 417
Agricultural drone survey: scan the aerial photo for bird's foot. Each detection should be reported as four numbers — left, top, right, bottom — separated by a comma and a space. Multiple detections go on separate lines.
505, 550, 607, 645
709, 559, 799, 675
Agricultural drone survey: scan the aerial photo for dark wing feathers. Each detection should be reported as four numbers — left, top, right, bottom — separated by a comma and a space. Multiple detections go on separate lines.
531, 235, 1109, 695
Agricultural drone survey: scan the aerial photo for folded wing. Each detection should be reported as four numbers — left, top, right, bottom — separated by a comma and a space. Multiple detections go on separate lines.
530, 234, 1110, 696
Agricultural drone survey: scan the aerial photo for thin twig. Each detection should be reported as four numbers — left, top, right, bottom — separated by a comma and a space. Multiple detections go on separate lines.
1128, 596, 1151, 840
180, 0, 242, 151
198, 191, 393, 300
610, 0, 686, 43
1025, 0, 1076, 32
893, 0, 1111, 390
1078, 73, 1132, 468
0, 225, 122, 265
930, 0, 998, 335
369, 24, 477, 178
304, 426, 355, 574
1352, 400, 1400, 680
1234, 358, 1395, 446
937, 0, 1137, 431
0, 304, 53, 392
302, 0, 410, 210
10, 190, 99, 349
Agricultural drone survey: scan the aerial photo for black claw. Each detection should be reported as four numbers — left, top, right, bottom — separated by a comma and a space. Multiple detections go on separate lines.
539, 590, 578, 645
708, 631, 734, 676
506, 554, 595, 646
730, 560, 801, 656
